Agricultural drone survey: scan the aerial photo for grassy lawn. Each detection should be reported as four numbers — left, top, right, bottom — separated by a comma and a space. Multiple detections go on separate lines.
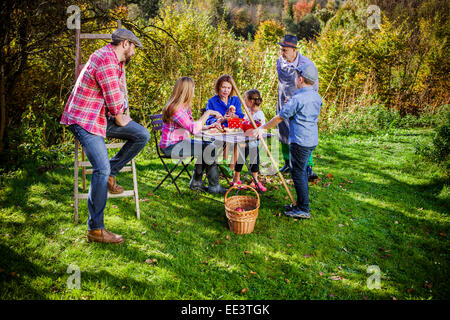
0, 128, 448, 300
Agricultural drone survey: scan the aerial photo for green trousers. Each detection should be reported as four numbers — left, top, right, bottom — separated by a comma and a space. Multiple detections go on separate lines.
281, 142, 313, 166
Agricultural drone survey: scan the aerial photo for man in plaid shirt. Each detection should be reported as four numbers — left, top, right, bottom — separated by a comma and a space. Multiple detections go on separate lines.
61, 29, 149, 244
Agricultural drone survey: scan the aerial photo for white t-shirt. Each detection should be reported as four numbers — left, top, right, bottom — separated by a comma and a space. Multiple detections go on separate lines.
244, 109, 266, 148
244, 110, 266, 125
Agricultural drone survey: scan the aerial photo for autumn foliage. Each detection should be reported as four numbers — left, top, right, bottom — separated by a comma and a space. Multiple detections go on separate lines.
292, 0, 315, 23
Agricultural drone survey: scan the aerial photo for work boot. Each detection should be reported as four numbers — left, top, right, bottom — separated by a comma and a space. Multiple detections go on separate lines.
205, 163, 227, 194
189, 164, 206, 192
279, 160, 290, 173
87, 228, 124, 244
107, 176, 124, 194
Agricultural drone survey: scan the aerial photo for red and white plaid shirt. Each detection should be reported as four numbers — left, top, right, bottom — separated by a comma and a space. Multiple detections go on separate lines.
61, 44, 126, 137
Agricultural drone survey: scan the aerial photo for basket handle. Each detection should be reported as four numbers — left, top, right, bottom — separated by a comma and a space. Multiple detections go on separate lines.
224, 184, 260, 207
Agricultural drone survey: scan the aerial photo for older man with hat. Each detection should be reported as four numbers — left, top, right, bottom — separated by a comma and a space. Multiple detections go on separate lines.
276, 34, 319, 180
61, 28, 149, 244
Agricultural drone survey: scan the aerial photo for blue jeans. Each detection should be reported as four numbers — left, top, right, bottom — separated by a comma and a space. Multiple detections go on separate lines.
69, 117, 149, 231
289, 143, 316, 213
161, 139, 217, 165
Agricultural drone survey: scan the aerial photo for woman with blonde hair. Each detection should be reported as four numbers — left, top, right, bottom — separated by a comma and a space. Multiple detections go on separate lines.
159, 77, 227, 194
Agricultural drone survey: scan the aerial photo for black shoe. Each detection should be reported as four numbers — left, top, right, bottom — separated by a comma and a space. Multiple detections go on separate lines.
307, 166, 318, 182
189, 164, 207, 191
279, 161, 290, 173
205, 163, 227, 194
207, 184, 227, 194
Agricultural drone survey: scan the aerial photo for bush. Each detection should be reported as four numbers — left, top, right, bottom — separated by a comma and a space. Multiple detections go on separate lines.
431, 120, 450, 164
414, 108, 450, 167
253, 20, 286, 51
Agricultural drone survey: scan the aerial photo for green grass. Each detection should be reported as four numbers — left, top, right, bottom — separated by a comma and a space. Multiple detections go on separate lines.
0, 128, 449, 300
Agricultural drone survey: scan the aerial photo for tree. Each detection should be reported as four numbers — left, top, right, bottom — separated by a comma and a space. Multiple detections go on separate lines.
0, 0, 73, 153
254, 20, 286, 51
292, 0, 315, 23
296, 13, 321, 40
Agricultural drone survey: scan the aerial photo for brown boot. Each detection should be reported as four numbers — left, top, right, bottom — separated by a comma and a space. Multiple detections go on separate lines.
87, 228, 124, 244
107, 176, 124, 194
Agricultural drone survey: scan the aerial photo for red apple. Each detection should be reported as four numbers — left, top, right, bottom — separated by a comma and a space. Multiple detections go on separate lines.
236, 207, 244, 212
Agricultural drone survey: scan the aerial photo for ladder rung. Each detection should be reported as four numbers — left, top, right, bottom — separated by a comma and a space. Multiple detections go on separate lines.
77, 161, 131, 167
76, 190, 135, 199
80, 33, 111, 40
84, 166, 132, 174
105, 142, 126, 148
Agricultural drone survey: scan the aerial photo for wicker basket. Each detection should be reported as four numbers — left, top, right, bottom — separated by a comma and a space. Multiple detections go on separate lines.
224, 185, 260, 234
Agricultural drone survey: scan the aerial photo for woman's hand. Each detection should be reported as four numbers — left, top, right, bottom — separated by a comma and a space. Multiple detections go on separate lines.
211, 121, 223, 130
203, 121, 223, 131
208, 110, 223, 119
225, 110, 237, 119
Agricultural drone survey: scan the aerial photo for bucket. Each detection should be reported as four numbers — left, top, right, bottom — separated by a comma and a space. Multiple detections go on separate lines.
227, 118, 243, 129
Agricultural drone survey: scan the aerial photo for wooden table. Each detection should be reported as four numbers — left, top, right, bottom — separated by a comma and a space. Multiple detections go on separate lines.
194, 130, 274, 193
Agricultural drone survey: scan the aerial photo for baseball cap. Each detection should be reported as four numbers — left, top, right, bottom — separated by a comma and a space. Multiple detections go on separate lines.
111, 28, 144, 48
295, 63, 318, 82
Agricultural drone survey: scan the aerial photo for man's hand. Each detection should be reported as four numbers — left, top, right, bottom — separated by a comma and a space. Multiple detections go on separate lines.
245, 127, 263, 137
114, 113, 132, 127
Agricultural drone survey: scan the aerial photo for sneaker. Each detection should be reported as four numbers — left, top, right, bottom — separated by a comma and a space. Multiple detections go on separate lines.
284, 209, 311, 219
230, 180, 247, 189
250, 181, 267, 192
284, 204, 297, 211
279, 163, 290, 173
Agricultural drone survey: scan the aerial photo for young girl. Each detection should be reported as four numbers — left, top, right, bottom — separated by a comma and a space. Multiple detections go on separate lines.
231, 89, 267, 192
159, 77, 227, 194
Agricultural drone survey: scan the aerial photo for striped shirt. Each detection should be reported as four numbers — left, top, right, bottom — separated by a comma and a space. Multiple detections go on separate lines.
60, 44, 126, 137
159, 106, 202, 149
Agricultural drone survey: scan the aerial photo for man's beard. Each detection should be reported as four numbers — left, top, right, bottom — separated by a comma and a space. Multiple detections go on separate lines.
124, 48, 132, 65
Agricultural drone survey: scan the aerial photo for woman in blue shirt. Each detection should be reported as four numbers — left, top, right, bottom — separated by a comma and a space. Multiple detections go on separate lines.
205, 75, 244, 125
205, 75, 244, 176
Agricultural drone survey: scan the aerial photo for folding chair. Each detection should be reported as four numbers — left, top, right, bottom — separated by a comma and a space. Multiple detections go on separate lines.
149, 114, 194, 195
72, 21, 140, 223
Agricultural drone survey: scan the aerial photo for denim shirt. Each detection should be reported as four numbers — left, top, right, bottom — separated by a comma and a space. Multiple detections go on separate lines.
279, 86, 322, 147
205, 95, 243, 125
